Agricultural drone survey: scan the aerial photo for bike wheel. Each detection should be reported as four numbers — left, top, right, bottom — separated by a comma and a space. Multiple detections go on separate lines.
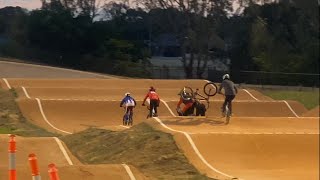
123, 113, 130, 126
129, 112, 133, 126
225, 105, 231, 124
123, 115, 126, 125
203, 82, 218, 96
180, 86, 194, 100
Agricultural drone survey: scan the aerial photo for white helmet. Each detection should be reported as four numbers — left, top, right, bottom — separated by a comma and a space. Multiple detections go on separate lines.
125, 92, 130, 96
222, 74, 230, 80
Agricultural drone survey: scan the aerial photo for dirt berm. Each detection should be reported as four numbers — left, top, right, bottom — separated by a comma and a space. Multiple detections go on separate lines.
62, 123, 215, 180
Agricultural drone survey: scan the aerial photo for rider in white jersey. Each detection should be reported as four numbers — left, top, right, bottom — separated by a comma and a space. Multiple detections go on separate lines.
120, 92, 137, 114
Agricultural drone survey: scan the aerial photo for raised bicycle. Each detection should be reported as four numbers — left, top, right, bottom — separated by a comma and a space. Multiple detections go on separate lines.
178, 81, 218, 116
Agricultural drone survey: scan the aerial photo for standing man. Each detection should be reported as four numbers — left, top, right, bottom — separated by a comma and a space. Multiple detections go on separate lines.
142, 86, 160, 117
218, 74, 238, 117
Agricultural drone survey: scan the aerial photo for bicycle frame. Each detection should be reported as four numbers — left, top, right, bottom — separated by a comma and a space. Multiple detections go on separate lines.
180, 85, 216, 112
193, 89, 210, 109
123, 106, 133, 125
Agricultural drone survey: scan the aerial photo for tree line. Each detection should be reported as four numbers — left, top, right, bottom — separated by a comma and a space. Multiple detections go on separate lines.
0, 0, 318, 79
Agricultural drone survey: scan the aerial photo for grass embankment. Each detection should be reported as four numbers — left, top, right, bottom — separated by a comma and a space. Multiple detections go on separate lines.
0, 88, 56, 136
261, 89, 319, 110
62, 123, 214, 180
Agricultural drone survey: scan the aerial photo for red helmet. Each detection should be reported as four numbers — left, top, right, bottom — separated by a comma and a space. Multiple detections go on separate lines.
149, 86, 155, 91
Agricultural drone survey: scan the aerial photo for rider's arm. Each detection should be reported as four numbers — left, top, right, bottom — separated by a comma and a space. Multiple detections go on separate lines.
177, 98, 183, 107
120, 99, 125, 107
133, 98, 137, 107
142, 93, 149, 104
218, 81, 224, 94
234, 84, 238, 94
157, 94, 160, 105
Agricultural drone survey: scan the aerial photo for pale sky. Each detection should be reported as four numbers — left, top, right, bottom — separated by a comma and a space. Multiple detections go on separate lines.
0, 0, 41, 9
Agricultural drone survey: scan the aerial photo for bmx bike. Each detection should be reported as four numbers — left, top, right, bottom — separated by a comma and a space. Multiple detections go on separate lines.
122, 107, 133, 126
178, 81, 218, 116
146, 105, 156, 118
143, 99, 158, 118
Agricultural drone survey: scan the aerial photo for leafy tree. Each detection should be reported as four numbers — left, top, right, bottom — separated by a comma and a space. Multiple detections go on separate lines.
248, 2, 319, 73
137, 0, 232, 78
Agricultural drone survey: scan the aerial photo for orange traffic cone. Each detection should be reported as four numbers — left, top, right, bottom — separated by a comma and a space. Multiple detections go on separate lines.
8, 134, 16, 180
28, 153, 41, 180
48, 163, 60, 180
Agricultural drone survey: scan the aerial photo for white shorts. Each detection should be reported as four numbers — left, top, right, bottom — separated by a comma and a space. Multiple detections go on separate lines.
146, 99, 150, 105
125, 102, 135, 107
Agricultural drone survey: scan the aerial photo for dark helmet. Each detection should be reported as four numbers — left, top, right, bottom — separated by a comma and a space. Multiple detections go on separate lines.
149, 86, 156, 91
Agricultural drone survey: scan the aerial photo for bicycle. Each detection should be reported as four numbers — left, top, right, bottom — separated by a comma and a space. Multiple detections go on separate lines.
122, 106, 133, 126
146, 105, 156, 118
143, 99, 158, 118
179, 82, 218, 116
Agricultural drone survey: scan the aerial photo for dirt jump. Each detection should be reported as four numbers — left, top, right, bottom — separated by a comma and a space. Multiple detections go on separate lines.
0, 68, 319, 180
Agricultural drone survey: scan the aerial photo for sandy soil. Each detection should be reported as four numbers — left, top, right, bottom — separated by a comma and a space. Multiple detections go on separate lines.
18, 86, 266, 102
303, 106, 320, 117
165, 100, 308, 117
4, 79, 207, 89
0, 61, 116, 79
0, 135, 146, 179
156, 116, 319, 134
0, 164, 144, 180
190, 133, 319, 180
17, 99, 173, 134
2, 77, 319, 180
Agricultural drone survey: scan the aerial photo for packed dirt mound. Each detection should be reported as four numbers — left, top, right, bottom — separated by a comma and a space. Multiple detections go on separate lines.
16, 87, 187, 101
243, 89, 274, 101
166, 101, 305, 117
4, 78, 208, 89
61, 123, 213, 180
0, 164, 145, 180
154, 116, 319, 134
188, 133, 319, 180
0, 135, 78, 167
17, 99, 173, 134
17, 86, 266, 102
57, 164, 147, 180
303, 106, 320, 117
284, 100, 308, 115
0, 60, 116, 79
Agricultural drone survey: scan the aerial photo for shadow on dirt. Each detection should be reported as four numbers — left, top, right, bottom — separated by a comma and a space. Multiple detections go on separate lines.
161, 117, 226, 126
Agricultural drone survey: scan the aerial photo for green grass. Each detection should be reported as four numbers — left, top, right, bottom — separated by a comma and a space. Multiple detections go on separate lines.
261, 89, 319, 110
0, 88, 57, 137
0, 127, 14, 134
62, 123, 215, 180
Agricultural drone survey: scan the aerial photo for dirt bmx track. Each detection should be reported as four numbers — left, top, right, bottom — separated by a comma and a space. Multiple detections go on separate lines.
0, 64, 319, 180
0, 135, 145, 179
